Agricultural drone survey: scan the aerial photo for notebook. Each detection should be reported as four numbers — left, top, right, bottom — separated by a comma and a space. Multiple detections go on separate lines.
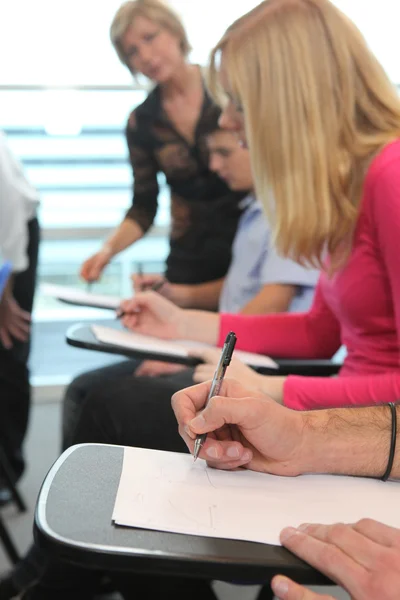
91, 324, 278, 370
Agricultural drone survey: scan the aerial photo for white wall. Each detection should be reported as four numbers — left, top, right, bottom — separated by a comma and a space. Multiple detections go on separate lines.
0, 0, 398, 86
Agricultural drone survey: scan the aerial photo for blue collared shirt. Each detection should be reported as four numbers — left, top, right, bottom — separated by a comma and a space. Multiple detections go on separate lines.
219, 196, 319, 313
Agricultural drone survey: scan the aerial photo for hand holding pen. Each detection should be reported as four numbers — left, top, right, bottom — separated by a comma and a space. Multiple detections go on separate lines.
193, 331, 237, 461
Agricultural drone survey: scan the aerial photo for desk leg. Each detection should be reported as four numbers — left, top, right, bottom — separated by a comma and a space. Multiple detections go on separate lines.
256, 586, 274, 600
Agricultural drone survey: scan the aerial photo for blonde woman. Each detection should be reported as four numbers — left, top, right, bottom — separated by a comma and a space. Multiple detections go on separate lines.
121, 0, 400, 412
80, 0, 244, 289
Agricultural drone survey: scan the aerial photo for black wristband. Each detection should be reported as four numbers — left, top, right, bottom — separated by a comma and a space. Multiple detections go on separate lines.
382, 403, 397, 482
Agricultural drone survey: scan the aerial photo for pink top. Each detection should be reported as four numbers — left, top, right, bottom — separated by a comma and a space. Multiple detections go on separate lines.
218, 140, 400, 410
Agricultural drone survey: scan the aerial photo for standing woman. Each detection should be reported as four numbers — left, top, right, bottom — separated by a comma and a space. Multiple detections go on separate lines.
81, 0, 244, 287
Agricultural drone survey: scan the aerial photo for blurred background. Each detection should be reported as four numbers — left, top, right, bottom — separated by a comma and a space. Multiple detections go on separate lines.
0, 0, 398, 384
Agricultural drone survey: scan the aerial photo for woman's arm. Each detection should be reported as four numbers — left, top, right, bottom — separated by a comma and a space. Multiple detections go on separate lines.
103, 113, 160, 256
80, 112, 159, 282
282, 154, 400, 410
218, 281, 342, 357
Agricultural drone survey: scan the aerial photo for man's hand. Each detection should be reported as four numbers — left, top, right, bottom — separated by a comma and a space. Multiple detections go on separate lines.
135, 360, 187, 377
132, 273, 167, 294
272, 519, 400, 599
172, 378, 306, 474
0, 292, 30, 349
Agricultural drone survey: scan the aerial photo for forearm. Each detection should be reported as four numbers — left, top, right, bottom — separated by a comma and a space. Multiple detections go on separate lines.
173, 279, 224, 310
298, 404, 400, 479
102, 218, 144, 257
180, 310, 220, 345
284, 372, 400, 411
239, 284, 296, 315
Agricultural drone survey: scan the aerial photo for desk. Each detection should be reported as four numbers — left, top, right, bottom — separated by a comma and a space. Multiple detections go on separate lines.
66, 324, 341, 377
34, 444, 332, 585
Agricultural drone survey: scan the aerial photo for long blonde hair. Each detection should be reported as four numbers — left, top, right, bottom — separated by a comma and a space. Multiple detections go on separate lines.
111, 0, 191, 73
209, 0, 400, 269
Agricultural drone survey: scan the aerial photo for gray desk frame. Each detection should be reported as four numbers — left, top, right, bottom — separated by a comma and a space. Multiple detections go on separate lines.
66, 324, 341, 377
34, 444, 332, 585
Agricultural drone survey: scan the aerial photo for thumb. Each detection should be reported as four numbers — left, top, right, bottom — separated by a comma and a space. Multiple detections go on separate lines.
189, 395, 257, 434
271, 576, 334, 600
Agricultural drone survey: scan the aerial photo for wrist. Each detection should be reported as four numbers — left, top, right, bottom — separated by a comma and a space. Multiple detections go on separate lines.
296, 407, 390, 478
169, 284, 192, 309
100, 244, 114, 258
176, 309, 192, 339
259, 376, 286, 403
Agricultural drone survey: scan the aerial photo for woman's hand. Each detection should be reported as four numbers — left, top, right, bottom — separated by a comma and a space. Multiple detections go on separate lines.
80, 249, 112, 282
0, 292, 31, 349
192, 348, 286, 403
118, 291, 187, 340
192, 348, 265, 393
272, 519, 400, 600
171, 378, 305, 474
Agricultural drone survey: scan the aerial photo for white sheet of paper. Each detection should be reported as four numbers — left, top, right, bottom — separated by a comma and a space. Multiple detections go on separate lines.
113, 447, 400, 546
41, 283, 121, 310
92, 324, 278, 369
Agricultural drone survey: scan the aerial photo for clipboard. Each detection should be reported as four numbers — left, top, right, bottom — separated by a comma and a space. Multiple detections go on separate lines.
90, 325, 279, 372
40, 283, 121, 310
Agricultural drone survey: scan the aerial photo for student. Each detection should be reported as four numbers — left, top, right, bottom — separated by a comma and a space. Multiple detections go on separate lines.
80, 0, 245, 287
62, 126, 317, 448
171, 378, 400, 600
120, 0, 400, 411
13, 384, 400, 599
0, 132, 40, 504
131, 126, 317, 314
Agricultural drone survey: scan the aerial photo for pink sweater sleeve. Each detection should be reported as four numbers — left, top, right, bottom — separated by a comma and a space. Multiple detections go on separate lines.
218, 281, 341, 358
285, 156, 400, 410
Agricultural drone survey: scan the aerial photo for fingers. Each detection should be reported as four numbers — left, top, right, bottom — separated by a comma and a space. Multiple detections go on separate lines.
279, 526, 365, 597
300, 523, 381, 569
178, 425, 253, 470
271, 576, 334, 600
353, 518, 400, 548
190, 394, 269, 435
0, 327, 13, 349
132, 274, 159, 293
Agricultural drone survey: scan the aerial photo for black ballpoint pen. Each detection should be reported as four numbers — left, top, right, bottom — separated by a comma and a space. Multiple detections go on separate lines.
193, 331, 237, 461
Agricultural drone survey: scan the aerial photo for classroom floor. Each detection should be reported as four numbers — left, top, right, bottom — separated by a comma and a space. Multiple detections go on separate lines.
0, 397, 348, 600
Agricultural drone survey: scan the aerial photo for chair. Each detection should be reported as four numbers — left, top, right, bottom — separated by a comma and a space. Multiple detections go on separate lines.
0, 444, 27, 564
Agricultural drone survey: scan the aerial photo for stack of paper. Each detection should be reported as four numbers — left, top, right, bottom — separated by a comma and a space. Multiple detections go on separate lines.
113, 447, 400, 546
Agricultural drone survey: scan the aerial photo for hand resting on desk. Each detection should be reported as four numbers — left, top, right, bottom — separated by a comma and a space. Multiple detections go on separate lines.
271, 519, 400, 600
173, 381, 400, 600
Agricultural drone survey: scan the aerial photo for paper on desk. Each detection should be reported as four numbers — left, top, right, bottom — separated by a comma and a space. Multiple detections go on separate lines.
113, 447, 400, 546
41, 283, 121, 310
92, 325, 278, 369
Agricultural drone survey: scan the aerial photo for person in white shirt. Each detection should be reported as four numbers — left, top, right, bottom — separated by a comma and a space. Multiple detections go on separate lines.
0, 132, 40, 503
